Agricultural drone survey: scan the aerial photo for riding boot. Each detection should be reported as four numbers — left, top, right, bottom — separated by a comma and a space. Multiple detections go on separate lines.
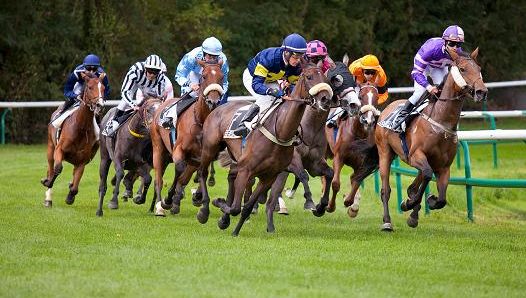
233, 104, 260, 137
160, 117, 174, 129
60, 98, 76, 114
103, 109, 124, 137
392, 101, 415, 130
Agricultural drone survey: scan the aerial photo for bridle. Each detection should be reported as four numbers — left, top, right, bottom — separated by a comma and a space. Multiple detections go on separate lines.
80, 76, 104, 113
433, 57, 483, 102
128, 98, 160, 138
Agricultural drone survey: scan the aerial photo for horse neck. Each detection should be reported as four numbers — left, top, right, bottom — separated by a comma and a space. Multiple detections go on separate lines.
425, 74, 464, 129
275, 99, 306, 141
351, 117, 368, 140
194, 94, 211, 124
300, 106, 329, 142
74, 102, 95, 129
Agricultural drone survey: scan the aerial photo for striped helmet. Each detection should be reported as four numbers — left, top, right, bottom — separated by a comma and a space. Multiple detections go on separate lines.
306, 40, 328, 57
281, 33, 307, 53
144, 54, 163, 70
442, 25, 465, 42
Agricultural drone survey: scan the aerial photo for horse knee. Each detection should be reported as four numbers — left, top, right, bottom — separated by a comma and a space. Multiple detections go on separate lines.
422, 168, 433, 181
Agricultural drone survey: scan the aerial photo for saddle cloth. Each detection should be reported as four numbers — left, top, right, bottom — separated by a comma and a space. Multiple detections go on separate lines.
158, 96, 197, 128
378, 101, 428, 133
51, 103, 100, 141
223, 100, 282, 139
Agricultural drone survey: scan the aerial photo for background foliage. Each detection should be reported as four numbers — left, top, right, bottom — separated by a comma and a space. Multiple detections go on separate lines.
1, 0, 525, 143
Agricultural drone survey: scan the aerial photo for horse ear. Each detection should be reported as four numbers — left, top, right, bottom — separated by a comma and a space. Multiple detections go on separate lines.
447, 47, 459, 61
342, 53, 349, 66
196, 58, 206, 67
98, 72, 106, 80
80, 71, 88, 80
471, 47, 479, 62
218, 59, 224, 67
300, 55, 308, 68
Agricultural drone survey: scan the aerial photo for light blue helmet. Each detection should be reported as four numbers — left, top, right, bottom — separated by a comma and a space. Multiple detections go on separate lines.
281, 33, 307, 53
83, 54, 100, 66
202, 37, 223, 56
144, 54, 163, 70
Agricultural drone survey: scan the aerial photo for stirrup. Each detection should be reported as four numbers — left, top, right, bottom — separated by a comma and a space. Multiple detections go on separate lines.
233, 125, 248, 137
161, 117, 173, 129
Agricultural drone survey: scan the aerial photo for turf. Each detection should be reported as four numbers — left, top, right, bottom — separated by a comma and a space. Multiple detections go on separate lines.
0, 141, 525, 297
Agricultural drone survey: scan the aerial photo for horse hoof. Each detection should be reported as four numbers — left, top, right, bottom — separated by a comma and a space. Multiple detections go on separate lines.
108, 201, 118, 209
170, 204, 180, 215
326, 205, 336, 213
65, 197, 75, 205
196, 209, 209, 224
43, 200, 52, 208
312, 205, 326, 217
267, 226, 275, 233
251, 207, 258, 215
347, 206, 359, 218
407, 216, 419, 228
218, 216, 230, 230
427, 195, 446, 210
96, 210, 103, 217
160, 200, 172, 210
154, 201, 166, 217
304, 200, 316, 211
278, 208, 289, 215
41, 178, 50, 188
207, 177, 216, 187
133, 195, 145, 205
381, 222, 394, 232
285, 188, 295, 198
192, 192, 203, 207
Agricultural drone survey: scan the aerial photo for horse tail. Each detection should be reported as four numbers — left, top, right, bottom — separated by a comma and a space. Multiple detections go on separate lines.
349, 139, 379, 182
218, 149, 233, 168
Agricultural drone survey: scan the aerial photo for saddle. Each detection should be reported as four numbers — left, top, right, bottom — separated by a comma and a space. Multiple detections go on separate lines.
51, 102, 100, 142
158, 95, 197, 128
378, 99, 429, 133
223, 100, 282, 139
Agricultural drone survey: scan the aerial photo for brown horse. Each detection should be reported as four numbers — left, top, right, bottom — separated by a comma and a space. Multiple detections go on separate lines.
152, 60, 224, 217
96, 97, 161, 216
375, 48, 487, 231
41, 72, 106, 207
198, 60, 333, 236
325, 83, 380, 217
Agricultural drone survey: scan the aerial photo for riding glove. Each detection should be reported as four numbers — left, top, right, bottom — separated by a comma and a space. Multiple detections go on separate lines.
266, 88, 284, 98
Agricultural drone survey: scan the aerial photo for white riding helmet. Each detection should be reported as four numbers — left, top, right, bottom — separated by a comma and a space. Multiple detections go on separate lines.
144, 54, 163, 70
202, 37, 222, 56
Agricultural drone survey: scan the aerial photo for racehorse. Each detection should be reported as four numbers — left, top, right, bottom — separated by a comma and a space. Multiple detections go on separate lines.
325, 82, 380, 217
96, 97, 161, 216
152, 60, 224, 217
41, 72, 105, 206
375, 48, 487, 231
198, 59, 333, 236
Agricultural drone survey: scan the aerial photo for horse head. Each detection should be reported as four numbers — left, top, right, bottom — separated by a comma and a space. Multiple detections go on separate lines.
80, 71, 106, 114
327, 61, 360, 115
197, 59, 224, 110
296, 58, 333, 111
139, 96, 162, 128
448, 47, 488, 102
357, 82, 380, 129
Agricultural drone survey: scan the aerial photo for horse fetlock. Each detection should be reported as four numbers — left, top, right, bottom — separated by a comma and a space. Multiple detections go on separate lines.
312, 204, 326, 217
427, 194, 446, 210
381, 222, 394, 232
170, 204, 180, 215
217, 215, 230, 230
303, 199, 315, 211
407, 216, 419, 228
196, 208, 210, 224
133, 195, 145, 205
154, 201, 166, 217
108, 200, 118, 209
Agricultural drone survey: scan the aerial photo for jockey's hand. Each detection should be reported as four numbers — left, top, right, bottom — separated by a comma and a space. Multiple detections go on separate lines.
282, 95, 292, 101
190, 83, 200, 91
76, 95, 82, 101
132, 105, 140, 111
266, 88, 284, 98
426, 85, 439, 95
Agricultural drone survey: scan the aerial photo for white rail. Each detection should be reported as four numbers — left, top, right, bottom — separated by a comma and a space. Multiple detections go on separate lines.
460, 110, 526, 118
457, 129, 526, 140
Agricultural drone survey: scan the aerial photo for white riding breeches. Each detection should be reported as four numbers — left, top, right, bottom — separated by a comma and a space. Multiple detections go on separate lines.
407, 67, 449, 105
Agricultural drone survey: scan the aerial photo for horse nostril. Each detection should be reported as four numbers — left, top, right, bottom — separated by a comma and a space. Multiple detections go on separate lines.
475, 90, 488, 101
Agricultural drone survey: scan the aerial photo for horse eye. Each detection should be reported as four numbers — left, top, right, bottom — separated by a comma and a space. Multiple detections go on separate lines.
460, 67, 465, 72
307, 75, 313, 80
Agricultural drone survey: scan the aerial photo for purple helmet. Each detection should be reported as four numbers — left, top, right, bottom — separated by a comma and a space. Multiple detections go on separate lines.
442, 25, 465, 42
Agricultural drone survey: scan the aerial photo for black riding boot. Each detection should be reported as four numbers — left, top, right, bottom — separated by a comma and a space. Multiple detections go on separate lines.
233, 104, 260, 137
392, 101, 415, 130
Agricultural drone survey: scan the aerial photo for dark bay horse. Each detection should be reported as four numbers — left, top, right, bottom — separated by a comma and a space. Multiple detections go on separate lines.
198, 60, 333, 236
325, 83, 380, 217
375, 48, 487, 231
152, 60, 224, 217
96, 97, 162, 216
41, 72, 105, 207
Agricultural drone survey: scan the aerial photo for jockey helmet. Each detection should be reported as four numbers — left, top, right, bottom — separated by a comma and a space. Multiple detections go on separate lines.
306, 40, 328, 57
83, 54, 100, 66
282, 33, 307, 54
144, 54, 163, 71
202, 37, 223, 56
361, 54, 380, 70
442, 25, 464, 42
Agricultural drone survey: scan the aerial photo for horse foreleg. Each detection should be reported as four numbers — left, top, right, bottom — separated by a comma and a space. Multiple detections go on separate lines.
427, 167, 449, 210
208, 162, 216, 187
96, 156, 112, 216
153, 148, 168, 217
285, 176, 300, 199
66, 163, 85, 205
122, 170, 137, 201
134, 165, 151, 205
403, 153, 433, 228
378, 148, 394, 231
232, 176, 276, 237
314, 160, 334, 212
171, 165, 195, 215
326, 154, 343, 214
267, 172, 289, 233
42, 138, 55, 207
108, 161, 125, 210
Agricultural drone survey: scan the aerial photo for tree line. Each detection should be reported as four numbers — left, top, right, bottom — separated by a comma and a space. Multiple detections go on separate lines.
1, 0, 524, 143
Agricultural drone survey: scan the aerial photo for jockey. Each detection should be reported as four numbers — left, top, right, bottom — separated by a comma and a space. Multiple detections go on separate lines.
391, 25, 464, 129
61, 54, 110, 115
102, 54, 171, 136
232, 33, 307, 137
136, 62, 174, 103
305, 39, 335, 74
349, 54, 389, 104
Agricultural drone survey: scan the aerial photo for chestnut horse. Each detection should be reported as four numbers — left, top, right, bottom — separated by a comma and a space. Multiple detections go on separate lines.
198, 60, 333, 236
376, 48, 487, 231
152, 60, 224, 217
41, 72, 105, 207
325, 83, 380, 217
96, 97, 161, 216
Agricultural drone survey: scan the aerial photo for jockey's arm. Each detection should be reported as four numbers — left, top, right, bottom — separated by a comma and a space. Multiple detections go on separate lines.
221, 59, 230, 95
174, 53, 195, 88
120, 67, 139, 108
101, 74, 111, 99
63, 72, 79, 99
252, 63, 271, 95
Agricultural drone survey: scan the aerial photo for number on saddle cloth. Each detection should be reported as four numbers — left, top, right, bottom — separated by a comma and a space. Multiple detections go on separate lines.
159, 96, 197, 127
